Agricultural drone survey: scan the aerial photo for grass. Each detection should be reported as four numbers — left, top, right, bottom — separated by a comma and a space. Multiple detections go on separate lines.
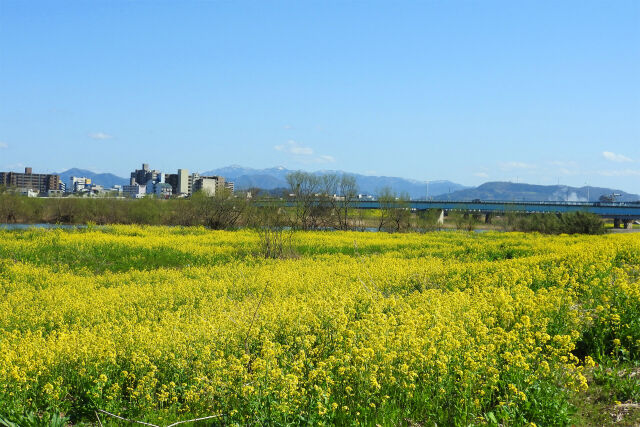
572, 361, 640, 426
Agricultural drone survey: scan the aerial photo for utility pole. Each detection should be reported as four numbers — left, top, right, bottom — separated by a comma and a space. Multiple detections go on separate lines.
585, 182, 589, 202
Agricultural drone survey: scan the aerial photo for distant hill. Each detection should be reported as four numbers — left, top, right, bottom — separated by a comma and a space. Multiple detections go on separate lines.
440, 182, 640, 202
57, 168, 128, 189
55, 167, 639, 203
203, 165, 468, 199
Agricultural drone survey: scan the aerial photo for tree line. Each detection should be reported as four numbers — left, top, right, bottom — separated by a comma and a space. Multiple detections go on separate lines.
0, 171, 606, 234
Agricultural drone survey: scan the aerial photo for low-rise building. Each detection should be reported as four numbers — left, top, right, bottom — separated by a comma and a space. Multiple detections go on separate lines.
153, 182, 173, 198
144, 173, 173, 198
19, 188, 39, 197
47, 189, 65, 197
69, 177, 92, 193
123, 184, 147, 199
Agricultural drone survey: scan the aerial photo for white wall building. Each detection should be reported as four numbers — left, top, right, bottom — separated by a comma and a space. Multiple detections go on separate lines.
19, 188, 39, 197
123, 184, 147, 199
69, 176, 92, 193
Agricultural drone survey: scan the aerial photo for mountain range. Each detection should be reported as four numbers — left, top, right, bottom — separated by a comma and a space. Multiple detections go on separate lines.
443, 182, 640, 202
56, 166, 640, 202
201, 165, 467, 199
57, 168, 129, 189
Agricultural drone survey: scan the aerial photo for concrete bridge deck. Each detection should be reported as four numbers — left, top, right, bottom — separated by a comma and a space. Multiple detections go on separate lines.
354, 200, 640, 228
358, 200, 640, 219
276, 199, 640, 228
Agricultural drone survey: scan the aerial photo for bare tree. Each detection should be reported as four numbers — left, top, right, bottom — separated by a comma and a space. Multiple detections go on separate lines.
389, 192, 411, 232
192, 188, 247, 229
377, 188, 411, 232
376, 187, 394, 231
320, 173, 358, 230
286, 171, 330, 230
337, 174, 358, 230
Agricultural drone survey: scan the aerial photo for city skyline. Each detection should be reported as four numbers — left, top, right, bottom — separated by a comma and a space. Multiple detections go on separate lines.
1, 1, 639, 192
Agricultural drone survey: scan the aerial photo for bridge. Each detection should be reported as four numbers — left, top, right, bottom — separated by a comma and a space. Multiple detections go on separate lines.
351, 200, 640, 228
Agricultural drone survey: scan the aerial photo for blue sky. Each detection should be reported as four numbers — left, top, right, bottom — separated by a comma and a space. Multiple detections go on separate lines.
1, 1, 639, 192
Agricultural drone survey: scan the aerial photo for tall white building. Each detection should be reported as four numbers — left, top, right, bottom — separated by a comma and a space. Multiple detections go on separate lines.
178, 169, 189, 195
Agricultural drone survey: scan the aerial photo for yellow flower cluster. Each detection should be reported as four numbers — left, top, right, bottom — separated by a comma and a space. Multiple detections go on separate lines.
0, 226, 639, 425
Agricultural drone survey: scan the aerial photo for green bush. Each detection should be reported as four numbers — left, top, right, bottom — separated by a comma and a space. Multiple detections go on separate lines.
509, 212, 605, 235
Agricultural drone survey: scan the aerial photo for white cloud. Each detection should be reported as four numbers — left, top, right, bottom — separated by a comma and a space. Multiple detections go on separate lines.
548, 160, 578, 167
0, 142, 8, 149
283, 124, 294, 130
500, 161, 536, 170
89, 132, 113, 140
274, 140, 314, 155
473, 172, 489, 178
274, 140, 335, 164
597, 169, 640, 177
602, 151, 632, 163
318, 155, 335, 163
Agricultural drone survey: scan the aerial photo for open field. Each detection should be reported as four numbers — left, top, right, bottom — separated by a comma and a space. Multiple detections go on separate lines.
1, 226, 639, 425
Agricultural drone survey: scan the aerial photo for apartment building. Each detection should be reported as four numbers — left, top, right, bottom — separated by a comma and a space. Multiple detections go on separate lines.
129, 164, 234, 198
130, 163, 160, 186
0, 167, 60, 194
192, 175, 229, 196
165, 169, 190, 196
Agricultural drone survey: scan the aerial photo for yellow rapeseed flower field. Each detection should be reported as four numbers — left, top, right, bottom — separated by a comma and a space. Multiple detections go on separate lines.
0, 225, 639, 425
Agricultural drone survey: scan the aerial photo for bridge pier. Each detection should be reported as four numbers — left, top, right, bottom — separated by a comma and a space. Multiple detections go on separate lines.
437, 210, 444, 225
614, 218, 621, 229
485, 213, 492, 224
624, 220, 633, 229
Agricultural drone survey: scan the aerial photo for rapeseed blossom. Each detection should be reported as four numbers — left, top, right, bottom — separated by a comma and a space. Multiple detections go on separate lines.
0, 226, 638, 425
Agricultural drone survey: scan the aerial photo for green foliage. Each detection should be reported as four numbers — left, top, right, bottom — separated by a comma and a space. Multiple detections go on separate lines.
560, 211, 607, 234
449, 211, 479, 231
0, 410, 70, 427
507, 211, 606, 235
415, 209, 442, 232
592, 362, 640, 403
0, 191, 612, 236
128, 196, 163, 225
